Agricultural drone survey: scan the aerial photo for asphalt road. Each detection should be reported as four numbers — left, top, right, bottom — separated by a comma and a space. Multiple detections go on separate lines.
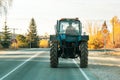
0, 48, 98, 80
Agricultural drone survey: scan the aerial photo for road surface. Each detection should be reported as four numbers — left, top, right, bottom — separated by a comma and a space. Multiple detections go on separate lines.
0, 48, 119, 80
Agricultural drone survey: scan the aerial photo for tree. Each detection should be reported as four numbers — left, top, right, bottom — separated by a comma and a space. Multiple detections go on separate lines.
86, 21, 104, 49
16, 34, 28, 48
1, 22, 11, 48
0, 0, 12, 48
0, 0, 12, 16
26, 18, 39, 48
110, 16, 120, 48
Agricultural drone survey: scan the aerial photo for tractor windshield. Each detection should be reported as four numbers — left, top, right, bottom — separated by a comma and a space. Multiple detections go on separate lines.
59, 21, 80, 35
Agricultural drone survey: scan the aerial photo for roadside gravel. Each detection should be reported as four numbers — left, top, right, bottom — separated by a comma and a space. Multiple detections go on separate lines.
88, 52, 120, 80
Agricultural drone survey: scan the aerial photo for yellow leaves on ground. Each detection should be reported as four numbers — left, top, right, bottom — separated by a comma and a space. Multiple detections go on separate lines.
39, 39, 49, 48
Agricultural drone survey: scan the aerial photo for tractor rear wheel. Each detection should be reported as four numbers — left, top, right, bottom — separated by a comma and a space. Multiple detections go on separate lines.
79, 41, 88, 68
50, 42, 58, 68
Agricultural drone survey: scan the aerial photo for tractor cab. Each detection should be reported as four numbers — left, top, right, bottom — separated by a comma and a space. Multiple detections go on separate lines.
56, 18, 82, 42
59, 18, 81, 34
57, 18, 81, 35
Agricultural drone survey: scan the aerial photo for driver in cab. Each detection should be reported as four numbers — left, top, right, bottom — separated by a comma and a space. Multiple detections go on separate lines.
66, 22, 78, 36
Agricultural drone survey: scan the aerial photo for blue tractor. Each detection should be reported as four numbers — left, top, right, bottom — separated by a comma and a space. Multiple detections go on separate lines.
50, 18, 89, 68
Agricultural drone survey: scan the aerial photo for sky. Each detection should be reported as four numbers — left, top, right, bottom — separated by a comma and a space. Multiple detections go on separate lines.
0, 0, 120, 35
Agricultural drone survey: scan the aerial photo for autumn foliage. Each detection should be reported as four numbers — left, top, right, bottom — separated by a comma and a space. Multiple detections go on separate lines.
39, 39, 49, 48
88, 16, 120, 49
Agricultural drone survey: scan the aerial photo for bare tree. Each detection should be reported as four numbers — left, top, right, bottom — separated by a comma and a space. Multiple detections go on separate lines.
0, 0, 12, 17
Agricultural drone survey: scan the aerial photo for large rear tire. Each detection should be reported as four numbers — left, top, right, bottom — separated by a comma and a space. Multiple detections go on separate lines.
50, 42, 58, 68
79, 41, 88, 68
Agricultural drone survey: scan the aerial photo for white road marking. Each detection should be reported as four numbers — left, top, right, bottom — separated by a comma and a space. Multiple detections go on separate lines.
0, 51, 45, 80
73, 59, 90, 80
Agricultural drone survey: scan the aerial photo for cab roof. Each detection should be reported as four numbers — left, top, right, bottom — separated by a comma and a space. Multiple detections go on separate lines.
59, 18, 80, 22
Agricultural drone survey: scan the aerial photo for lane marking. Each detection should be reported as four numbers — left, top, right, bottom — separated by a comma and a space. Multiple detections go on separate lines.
73, 59, 90, 80
0, 51, 45, 80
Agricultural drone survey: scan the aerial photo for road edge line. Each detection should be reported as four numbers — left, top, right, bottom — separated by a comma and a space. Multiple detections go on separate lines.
73, 59, 90, 80
0, 51, 44, 80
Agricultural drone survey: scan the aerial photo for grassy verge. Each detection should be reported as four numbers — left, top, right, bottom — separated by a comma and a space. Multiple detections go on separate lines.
105, 51, 120, 56
0, 48, 18, 51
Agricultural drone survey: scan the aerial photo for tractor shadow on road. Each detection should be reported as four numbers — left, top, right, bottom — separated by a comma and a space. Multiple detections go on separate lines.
58, 62, 79, 68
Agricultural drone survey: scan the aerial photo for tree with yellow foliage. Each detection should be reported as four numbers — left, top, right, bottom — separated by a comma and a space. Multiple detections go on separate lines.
87, 21, 111, 49
16, 34, 28, 48
111, 16, 120, 48
39, 39, 49, 48
87, 21, 104, 49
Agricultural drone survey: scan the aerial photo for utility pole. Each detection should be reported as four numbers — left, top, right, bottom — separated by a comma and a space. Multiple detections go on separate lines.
9, 28, 18, 39
10, 28, 18, 49
0, 33, 1, 42
101, 21, 109, 53
29, 32, 32, 48
30, 33, 31, 48
111, 17, 116, 48
112, 20, 115, 47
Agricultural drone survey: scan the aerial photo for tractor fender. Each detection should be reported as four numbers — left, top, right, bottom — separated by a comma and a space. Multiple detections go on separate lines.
50, 35, 57, 41
81, 35, 89, 41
